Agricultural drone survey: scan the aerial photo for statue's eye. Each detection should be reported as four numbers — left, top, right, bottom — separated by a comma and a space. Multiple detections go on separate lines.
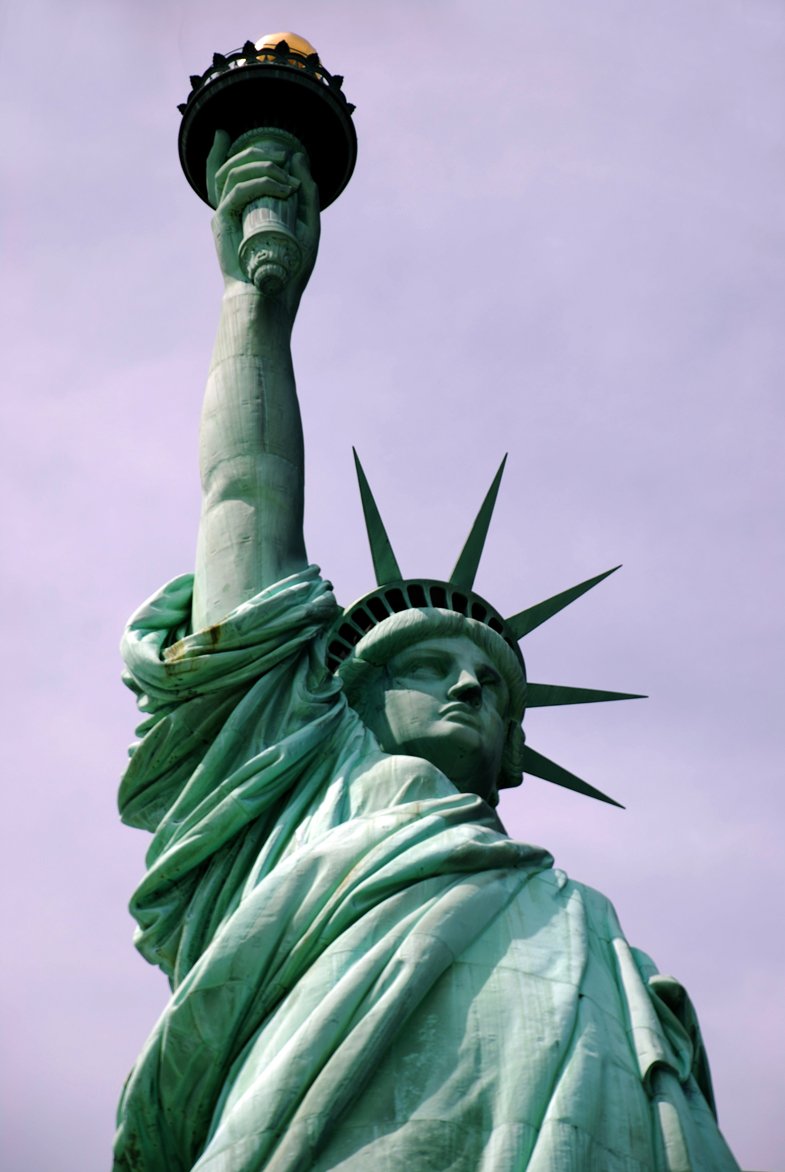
478, 667, 508, 710
406, 661, 440, 677
396, 654, 446, 679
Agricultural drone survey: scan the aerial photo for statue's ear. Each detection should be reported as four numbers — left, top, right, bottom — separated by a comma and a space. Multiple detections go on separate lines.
342, 660, 387, 728
499, 722, 525, 792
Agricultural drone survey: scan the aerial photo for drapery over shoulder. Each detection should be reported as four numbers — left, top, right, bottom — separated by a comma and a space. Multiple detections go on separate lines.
115, 567, 739, 1172
119, 566, 353, 984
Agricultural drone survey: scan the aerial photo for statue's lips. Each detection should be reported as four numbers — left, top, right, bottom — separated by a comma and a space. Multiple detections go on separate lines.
439, 704, 482, 725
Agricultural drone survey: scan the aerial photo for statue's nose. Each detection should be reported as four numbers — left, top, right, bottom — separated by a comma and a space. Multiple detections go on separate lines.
447, 670, 482, 707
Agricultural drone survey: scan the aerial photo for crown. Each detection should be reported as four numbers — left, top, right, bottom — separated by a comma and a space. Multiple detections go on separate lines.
326, 452, 644, 807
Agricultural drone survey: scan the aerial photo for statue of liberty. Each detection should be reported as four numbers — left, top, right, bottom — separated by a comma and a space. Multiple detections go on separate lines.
113, 34, 740, 1172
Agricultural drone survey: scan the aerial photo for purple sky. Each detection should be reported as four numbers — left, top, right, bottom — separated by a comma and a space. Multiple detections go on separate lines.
3, 2, 783, 1168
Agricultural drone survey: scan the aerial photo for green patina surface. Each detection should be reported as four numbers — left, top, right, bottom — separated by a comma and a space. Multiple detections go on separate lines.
114, 61, 741, 1171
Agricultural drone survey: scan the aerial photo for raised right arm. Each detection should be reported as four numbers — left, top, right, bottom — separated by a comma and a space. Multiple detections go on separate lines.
192, 132, 320, 631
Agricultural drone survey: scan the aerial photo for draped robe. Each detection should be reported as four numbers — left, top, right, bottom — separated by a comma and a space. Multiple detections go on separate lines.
114, 567, 739, 1172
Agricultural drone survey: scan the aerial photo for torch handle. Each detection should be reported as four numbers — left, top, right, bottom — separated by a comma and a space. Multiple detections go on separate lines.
238, 194, 302, 295
230, 128, 306, 296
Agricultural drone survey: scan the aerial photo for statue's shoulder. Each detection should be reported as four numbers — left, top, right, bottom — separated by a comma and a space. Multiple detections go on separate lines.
526, 865, 628, 938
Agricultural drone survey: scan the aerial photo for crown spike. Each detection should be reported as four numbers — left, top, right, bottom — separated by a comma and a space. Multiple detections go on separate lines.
449, 455, 507, 590
353, 449, 403, 586
525, 683, 646, 708
522, 745, 624, 807
506, 565, 621, 640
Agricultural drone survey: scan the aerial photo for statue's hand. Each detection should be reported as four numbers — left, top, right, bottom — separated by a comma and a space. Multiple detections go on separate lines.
206, 129, 321, 314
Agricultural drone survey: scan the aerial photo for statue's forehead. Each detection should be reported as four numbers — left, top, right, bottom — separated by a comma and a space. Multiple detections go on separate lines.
387, 633, 499, 668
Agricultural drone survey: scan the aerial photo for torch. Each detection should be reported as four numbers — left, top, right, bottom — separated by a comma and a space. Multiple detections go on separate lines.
178, 32, 357, 294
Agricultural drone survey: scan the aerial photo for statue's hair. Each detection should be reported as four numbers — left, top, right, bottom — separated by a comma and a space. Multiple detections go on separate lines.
336, 608, 526, 796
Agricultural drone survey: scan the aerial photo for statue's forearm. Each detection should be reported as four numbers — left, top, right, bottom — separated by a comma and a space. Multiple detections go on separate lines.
192, 286, 307, 630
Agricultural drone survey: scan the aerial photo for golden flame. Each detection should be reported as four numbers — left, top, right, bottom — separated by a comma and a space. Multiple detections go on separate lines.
254, 31, 318, 62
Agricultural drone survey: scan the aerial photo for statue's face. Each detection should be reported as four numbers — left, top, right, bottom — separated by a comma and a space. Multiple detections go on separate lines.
363, 634, 510, 803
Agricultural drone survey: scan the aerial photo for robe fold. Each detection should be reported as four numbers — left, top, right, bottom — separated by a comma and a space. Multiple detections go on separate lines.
114, 567, 739, 1172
